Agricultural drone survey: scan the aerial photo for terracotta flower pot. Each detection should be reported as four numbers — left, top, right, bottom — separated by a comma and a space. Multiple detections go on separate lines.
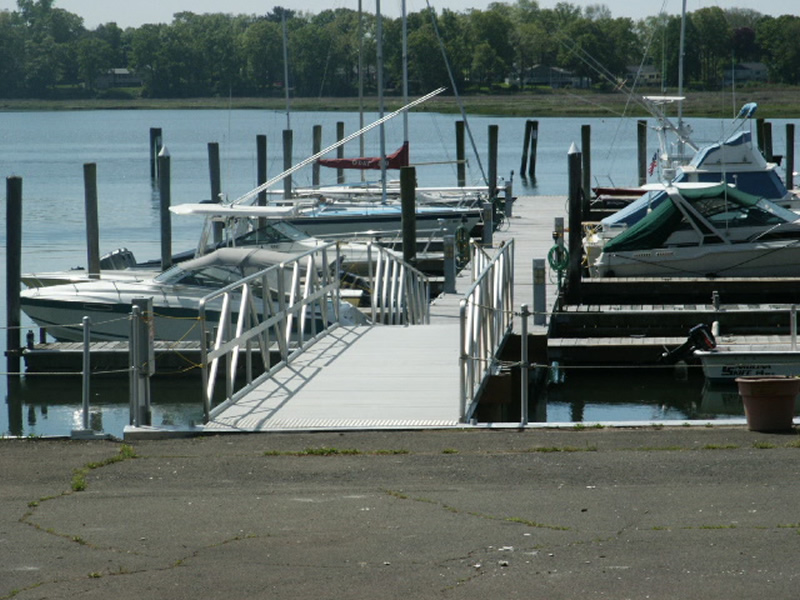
735, 376, 800, 432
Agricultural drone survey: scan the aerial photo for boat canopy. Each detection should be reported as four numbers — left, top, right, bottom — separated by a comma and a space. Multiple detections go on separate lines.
602, 131, 789, 229
317, 141, 409, 170
602, 184, 772, 253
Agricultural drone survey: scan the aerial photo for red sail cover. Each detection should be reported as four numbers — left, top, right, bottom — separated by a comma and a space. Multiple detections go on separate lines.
318, 141, 409, 170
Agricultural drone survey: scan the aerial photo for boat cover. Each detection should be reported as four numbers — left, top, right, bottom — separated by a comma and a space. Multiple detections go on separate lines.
318, 141, 409, 170
602, 184, 762, 253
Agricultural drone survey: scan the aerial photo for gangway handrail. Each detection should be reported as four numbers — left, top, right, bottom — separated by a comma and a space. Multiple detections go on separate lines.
367, 243, 431, 325
197, 244, 341, 422
459, 240, 515, 421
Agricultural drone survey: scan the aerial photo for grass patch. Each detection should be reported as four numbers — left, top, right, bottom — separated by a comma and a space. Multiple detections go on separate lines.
527, 445, 598, 453
753, 441, 778, 449
264, 447, 411, 456
702, 444, 739, 450
442, 448, 460, 454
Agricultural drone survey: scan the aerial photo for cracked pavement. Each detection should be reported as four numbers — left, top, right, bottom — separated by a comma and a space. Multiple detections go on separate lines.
3, 427, 800, 598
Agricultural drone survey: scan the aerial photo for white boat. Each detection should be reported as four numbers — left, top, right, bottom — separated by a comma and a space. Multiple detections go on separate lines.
589, 183, 800, 278
21, 217, 387, 288
20, 247, 368, 342
696, 344, 800, 383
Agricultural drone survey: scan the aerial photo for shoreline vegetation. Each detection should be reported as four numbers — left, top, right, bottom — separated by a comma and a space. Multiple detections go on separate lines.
2, 89, 799, 119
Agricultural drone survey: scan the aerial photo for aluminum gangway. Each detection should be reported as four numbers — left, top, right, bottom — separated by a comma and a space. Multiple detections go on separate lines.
187, 237, 515, 433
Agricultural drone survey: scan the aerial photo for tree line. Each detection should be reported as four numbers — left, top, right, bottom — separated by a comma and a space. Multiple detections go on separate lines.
1, 0, 799, 100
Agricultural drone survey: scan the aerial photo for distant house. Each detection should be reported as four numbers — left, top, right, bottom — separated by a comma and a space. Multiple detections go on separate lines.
723, 62, 768, 86
95, 68, 143, 90
625, 65, 662, 88
512, 65, 590, 89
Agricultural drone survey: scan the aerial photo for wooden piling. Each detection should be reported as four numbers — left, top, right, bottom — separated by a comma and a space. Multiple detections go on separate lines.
488, 124, 498, 201
6, 176, 22, 377
520, 120, 532, 175
83, 163, 101, 278
581, 124, 591, 216
283, 129, 293, 199
336, 121, 345, 184
528, 120, 538, 180
637, 119, 647, 186
149, 127, 162, 182
786, 123, 795, 190
158, 147, 172, 270
764, 121, 774, 162
312, 125, 322, 187
566, 144, 582, 304
257, 134, 267, 206
756, 118, 765, 157
455, 120, 466, 187
400, 166, 417, 265
207, 142, 223, 244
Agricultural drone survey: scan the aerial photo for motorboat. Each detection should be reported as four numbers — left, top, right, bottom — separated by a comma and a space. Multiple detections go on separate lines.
21, 215, 387, 288
20, 247, 368, 342
696, 343, 800, 383
596, 126, 798, 242
588, 183, 800, 278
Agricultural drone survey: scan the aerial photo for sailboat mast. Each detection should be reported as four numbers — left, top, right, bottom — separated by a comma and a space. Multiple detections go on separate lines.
358, 0, 365, 160
376, 0, 387, 202
402, 0, 409, 145
677, 0, 686, 158
282, 11, 291, 130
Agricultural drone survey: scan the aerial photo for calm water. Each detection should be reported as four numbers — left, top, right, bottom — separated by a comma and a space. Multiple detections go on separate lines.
1, 108, 793, 437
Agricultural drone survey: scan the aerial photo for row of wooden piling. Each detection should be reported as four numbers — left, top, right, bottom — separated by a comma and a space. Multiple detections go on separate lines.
520, 117, 798, 194
6, 117, 504, 377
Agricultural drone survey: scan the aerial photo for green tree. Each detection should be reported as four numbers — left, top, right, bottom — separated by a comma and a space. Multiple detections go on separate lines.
692, 7, 731, 87
756, 15, 800, 84
77, 37, 114, 90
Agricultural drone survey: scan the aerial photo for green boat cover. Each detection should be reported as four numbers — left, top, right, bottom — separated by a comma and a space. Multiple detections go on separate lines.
603, 184, 763, 253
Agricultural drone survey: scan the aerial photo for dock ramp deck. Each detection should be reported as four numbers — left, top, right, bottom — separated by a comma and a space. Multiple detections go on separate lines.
205, 324, 461, 431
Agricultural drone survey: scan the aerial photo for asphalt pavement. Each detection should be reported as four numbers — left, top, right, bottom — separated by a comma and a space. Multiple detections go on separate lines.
3, 426, 800, 599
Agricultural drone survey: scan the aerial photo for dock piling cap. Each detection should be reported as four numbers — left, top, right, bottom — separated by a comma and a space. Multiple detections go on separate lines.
568, 142, 579, 155
158, 145, 170, 158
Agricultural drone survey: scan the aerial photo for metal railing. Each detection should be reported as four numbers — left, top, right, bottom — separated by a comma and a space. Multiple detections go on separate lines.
367, 243, 431, 325
459, 239, 515, 421
198, 244, 341, 422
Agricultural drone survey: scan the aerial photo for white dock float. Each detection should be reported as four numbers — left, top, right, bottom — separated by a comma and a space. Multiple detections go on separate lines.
205, 324, 462, 431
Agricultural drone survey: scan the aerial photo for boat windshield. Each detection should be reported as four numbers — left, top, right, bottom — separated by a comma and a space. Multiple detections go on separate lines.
236, 220, 310, 246
691, 197, 794, 229
155, 264, 248, 288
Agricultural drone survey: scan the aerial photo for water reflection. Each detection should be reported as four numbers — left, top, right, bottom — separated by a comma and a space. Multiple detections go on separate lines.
3, 375, 204, 438
540, 367, 746, 423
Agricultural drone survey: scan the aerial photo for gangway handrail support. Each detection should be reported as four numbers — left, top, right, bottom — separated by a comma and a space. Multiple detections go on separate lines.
198, 244, 341, 422
367, 243, 431, 325
459, 239, 515, 421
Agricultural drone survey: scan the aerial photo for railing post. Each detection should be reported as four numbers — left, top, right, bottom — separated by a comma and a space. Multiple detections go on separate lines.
443, 234, 456, 294
82, 316, 91, 430
533, 258, 546, 326
481, 202, 493, 247
520, 304, 530, 426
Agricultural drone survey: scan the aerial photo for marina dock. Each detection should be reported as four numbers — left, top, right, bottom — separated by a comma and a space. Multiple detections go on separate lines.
200, 194, 564, 433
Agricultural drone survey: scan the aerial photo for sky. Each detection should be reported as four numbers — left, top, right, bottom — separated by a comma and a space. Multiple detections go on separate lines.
0, 0, 795, 29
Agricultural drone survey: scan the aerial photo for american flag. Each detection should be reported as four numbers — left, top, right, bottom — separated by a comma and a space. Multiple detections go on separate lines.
648, 151, 658, 176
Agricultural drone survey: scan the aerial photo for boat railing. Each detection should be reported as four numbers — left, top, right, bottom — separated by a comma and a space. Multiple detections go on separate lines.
367, 243, 430, 325
459, 239, 515, 422
197, 243, 341, 422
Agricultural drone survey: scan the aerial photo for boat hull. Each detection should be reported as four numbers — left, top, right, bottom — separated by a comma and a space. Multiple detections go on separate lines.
696, 346, 800, 383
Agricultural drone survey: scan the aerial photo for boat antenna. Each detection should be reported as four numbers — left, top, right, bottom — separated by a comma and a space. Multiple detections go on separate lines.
358, 0, 365, 180
376, 0, 388, 203
425, 0, 487, 185
676, 0, 687, 162
282, 11, 291, 130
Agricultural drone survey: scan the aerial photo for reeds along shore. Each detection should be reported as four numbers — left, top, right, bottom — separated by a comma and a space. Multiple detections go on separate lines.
2, 88, 800, 118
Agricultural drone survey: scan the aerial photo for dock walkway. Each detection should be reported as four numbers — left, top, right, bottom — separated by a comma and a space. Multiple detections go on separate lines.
205, 195, 566, 432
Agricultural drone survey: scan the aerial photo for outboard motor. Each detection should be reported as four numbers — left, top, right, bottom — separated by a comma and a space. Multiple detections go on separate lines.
660, 323, 717, 364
